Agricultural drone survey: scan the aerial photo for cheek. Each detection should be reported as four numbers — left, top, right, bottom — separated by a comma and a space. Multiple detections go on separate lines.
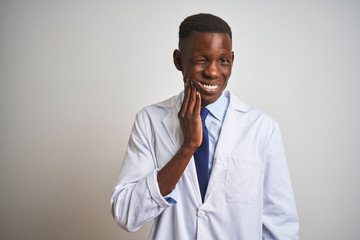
222, 67, 232, 79
191, 65, 205, 73
185, 66, 204, 79
222, 65, 232, 74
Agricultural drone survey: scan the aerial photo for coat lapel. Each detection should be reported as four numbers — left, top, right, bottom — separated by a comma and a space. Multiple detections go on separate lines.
162, 105, 183, 153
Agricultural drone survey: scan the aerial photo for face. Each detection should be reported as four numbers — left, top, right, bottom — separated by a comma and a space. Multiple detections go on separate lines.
174, 31, 234, 106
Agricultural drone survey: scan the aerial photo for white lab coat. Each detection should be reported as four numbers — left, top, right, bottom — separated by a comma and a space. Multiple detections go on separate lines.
111, 91, 299, 240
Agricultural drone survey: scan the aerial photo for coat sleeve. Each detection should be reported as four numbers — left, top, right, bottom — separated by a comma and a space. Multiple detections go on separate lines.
110, 110, 172, 232
262, 122, 299, 239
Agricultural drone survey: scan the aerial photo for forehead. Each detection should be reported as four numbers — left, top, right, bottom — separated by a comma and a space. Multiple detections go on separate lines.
180, 32, 232, 54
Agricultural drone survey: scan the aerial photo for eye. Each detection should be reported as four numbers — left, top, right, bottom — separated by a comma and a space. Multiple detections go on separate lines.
220, 58, 230, 63
195, 58, 207, 63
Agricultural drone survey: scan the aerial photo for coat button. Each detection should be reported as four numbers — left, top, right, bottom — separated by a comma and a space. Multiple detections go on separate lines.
197, 210, 205, 218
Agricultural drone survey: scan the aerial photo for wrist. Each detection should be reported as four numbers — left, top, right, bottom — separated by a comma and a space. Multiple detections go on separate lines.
180, 144, 197, 155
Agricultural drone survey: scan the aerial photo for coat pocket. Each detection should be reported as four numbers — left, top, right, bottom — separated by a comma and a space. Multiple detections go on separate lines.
224, 158, 263, 204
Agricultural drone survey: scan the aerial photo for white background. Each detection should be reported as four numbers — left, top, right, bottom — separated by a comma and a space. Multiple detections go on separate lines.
1, 0, 359, 239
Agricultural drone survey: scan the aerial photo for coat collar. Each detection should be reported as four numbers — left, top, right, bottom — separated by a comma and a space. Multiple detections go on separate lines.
161, 93, 183, 151
224, 90, 250, 113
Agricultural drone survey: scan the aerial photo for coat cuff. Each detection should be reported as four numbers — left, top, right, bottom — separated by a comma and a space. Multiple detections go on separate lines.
146, 169, 175, 208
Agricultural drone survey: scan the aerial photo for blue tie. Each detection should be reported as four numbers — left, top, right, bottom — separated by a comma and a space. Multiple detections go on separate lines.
194, 108, 210, 203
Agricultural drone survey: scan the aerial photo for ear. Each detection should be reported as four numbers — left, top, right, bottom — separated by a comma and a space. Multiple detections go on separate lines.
173, 49, 183, 71
231, 51, 235, 63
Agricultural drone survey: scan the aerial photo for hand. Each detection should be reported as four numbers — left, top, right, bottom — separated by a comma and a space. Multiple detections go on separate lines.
158, 80, 202, 196
178, 80, 202, 152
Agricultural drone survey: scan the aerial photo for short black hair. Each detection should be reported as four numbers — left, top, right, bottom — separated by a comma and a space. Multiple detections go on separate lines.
178, 13, 232, 47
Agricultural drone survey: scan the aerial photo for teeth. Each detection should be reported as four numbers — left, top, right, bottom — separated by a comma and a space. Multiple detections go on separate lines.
203, 84, 218, 90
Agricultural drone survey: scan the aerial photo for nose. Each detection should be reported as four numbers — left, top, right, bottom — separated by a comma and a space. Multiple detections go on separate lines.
203, 61, 220, 79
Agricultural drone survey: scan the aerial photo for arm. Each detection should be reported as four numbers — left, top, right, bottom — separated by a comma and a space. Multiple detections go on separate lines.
111, 82, 202, 231
111, 108, 166, 232
262, 122, 299, 239
157, 83, 202, 195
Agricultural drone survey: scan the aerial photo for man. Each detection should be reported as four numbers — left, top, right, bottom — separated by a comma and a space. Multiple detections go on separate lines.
111, 13, 299, 239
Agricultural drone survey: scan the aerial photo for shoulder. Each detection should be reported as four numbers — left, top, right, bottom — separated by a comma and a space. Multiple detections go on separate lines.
136, 92, 182, 121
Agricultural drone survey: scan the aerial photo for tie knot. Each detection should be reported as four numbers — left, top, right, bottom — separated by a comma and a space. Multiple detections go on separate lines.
200, 108, 209, 121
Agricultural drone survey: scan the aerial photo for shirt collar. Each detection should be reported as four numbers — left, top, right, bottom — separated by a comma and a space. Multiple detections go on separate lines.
205, 92, 229, 122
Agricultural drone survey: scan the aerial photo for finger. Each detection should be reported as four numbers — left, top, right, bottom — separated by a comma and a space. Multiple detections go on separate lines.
194, 91, 201, 116
179, 83, 190, 116
184, 77, 190, 87
186, 84, 197, 115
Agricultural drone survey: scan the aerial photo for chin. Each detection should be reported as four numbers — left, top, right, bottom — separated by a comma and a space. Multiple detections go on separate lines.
201, 96, 218, 106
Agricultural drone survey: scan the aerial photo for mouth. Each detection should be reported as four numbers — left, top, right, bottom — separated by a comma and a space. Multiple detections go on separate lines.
198, 82, 220, 93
